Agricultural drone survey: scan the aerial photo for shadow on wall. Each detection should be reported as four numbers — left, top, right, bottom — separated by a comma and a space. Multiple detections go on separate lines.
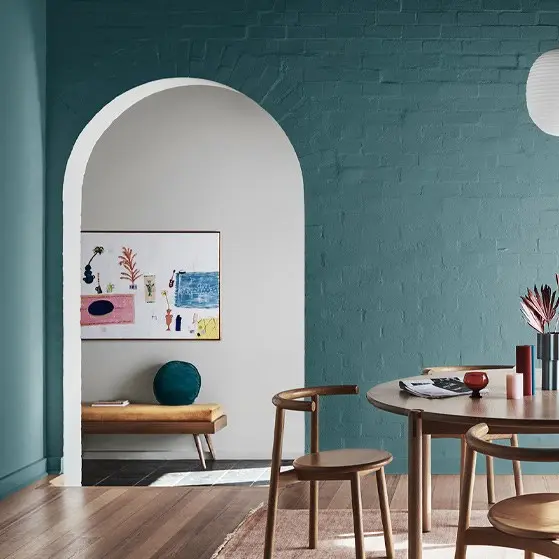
116, 362, 160, 403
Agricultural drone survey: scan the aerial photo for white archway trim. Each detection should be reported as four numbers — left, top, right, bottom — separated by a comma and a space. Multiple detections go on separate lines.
63, 78, 269, 485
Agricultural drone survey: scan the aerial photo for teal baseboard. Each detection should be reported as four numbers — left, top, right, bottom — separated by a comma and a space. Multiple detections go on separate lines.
0, 459, 47, 500
46, 456, 62, 474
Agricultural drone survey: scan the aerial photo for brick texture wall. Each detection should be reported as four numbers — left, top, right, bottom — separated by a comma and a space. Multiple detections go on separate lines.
47, 0, 559, 472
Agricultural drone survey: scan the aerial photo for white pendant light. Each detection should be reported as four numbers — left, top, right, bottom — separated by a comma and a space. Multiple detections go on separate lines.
526, 49, 559, 136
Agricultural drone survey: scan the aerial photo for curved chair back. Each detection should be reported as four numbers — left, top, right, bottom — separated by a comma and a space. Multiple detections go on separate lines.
271, 385, 358, 455
272, 385, 359, 412
456, 423, 559, 559
466, 423, 559, 463
422, 365, 513, 375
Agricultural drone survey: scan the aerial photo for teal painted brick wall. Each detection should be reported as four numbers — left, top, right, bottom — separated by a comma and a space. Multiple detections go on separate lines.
47, 1, 559, 473
0, 0, 47, 497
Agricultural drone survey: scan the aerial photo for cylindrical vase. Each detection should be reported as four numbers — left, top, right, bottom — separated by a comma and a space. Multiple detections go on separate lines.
537, 332, 559, 391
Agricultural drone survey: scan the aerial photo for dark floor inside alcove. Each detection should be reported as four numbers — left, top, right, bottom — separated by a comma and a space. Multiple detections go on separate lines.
82, 459, 292, 487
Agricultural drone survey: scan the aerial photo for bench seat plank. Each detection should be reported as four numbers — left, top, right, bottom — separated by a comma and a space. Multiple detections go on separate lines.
82, 415, 227, 435
82, 403, 223, 423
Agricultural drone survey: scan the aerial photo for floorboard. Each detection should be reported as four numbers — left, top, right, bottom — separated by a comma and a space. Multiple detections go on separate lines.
0, 475, 557, 558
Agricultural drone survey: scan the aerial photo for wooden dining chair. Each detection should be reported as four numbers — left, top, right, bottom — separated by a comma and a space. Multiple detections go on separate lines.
422, 365, 523, 504
263, 385, 395, 559
456, 423, 559, 559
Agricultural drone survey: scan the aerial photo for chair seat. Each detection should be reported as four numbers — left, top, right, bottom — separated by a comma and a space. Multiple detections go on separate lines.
488, 493, 559, 539
293, 448, 392, 477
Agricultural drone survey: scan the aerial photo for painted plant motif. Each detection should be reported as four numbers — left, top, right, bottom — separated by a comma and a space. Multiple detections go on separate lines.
83, 246, 104, 285
118, 246, 142, 289
161, 290, 173, 331
144, 275, 156, 303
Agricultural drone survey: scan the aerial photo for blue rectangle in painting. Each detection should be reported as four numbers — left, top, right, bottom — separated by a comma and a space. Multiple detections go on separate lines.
174, 272, 219, 309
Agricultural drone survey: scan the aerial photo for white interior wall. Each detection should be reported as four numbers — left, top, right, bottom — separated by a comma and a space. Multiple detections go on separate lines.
80, 84, 305, 460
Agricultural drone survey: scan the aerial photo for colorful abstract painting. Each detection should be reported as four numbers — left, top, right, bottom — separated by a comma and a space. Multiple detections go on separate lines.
81, 232, 220, 340
196, 317, 220, 340
81, 294, 135, 326
175, 271, 219, 309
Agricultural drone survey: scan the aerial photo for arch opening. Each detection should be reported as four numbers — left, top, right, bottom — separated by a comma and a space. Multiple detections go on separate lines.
62, 78, 304, 484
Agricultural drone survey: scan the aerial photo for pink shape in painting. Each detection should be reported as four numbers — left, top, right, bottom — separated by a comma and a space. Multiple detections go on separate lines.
81, 294, 135, 326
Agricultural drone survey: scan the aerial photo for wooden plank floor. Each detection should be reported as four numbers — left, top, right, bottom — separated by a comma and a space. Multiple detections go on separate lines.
0, 475, 557, 559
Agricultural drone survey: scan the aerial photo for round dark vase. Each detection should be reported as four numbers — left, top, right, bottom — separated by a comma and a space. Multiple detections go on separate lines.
463, 371, 489, 399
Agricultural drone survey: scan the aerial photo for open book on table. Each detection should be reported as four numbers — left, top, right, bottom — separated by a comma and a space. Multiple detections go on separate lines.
399, 377, 485, 399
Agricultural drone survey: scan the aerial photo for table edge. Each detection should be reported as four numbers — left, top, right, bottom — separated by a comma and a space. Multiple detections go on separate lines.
366, 388, 559, 430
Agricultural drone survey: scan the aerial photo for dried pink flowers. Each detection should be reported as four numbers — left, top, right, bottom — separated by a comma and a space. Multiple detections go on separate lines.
520, 279, 559, 333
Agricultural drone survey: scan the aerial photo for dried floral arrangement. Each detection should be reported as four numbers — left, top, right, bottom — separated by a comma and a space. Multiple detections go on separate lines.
118, 246, 142, 286
520, 275, 559, 333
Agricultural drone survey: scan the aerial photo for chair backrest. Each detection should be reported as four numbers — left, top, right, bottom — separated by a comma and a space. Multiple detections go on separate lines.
466, 423, 559, 463
271, 385, 358, 455
422, 365, 514, 375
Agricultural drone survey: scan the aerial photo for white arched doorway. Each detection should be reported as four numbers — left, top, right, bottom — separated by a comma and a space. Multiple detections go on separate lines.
63, 79, 304, 485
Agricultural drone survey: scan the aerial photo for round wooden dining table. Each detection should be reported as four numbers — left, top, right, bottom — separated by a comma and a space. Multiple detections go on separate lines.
367, 368, 559, 559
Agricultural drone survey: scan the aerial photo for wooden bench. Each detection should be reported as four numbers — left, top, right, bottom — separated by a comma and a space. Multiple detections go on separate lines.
81, 403, 227, 470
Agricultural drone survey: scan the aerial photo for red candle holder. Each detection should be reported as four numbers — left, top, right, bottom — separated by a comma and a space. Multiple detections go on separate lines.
463, 371, 489, 399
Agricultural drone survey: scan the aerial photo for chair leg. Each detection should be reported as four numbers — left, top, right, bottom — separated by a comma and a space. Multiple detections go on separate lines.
524, 552, 534, 559
511, 434, 524, 496
486, 455, 495, 504
459, 436, 466, 494
204, 434, 216, 461
193, 435, 206, 470
455, 447, 477, 559
309, 480, 318, 549
264, 408, 285, 559
350, 472, 365, 559
376, 468, 395, 559
264, 473, 281, 559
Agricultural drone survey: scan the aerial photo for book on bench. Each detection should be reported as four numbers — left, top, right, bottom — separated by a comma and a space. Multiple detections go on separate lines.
90, 400, 130, 407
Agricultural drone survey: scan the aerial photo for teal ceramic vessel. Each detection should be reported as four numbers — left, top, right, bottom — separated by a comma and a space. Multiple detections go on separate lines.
153, 361, 201, 405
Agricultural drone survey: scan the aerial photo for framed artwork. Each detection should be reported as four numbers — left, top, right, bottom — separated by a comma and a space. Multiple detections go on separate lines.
80, 231, 220, 340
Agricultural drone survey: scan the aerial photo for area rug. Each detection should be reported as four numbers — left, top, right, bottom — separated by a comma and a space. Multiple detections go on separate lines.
213, 507, 537, 558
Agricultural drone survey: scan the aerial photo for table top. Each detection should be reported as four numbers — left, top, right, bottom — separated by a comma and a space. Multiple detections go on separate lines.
366, 368, 559, 429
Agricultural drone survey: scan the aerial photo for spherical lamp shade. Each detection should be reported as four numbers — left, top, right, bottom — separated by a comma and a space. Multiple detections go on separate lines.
153, 361, 201, 406
527, 50, 559, 136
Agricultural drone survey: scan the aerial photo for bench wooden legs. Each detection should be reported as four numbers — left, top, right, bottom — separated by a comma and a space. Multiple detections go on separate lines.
205, 434, 216, 461
192, 434, 217, 470
193, 435, 206, 470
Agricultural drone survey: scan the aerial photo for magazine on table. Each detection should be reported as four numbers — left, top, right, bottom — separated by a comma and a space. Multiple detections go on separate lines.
399, 377, 485, 399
